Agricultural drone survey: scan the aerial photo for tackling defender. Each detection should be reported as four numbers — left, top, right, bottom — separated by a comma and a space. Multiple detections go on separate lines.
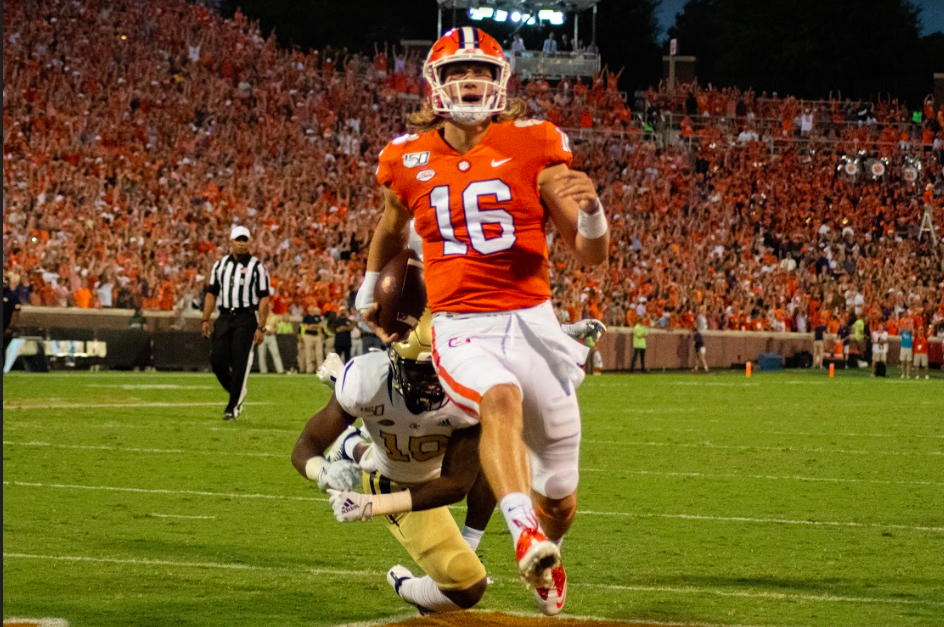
292, 310, 606, 615
357, 27, 609, 614
292, 311, 490, 614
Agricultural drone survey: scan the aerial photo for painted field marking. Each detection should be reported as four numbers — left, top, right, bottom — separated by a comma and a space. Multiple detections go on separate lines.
3, 619, 69, 627
3, 401, 272, 410
578, 508, 944, 532
3, 481, 326, 503
4, 552, 942, 611
335, 609, 813, 627
1, 552, 371, 577
149, 513, 217, 520
582, 467, 944, 487
9, 417, 941, 442
585, 439, 943, 457
6, 441, 939, 489
5, 439, 939, 490
669, 381, 760, 387
3, 441, 283, 458
4, 481, 941, 533
591, 582, 944, 607
3, 420, 296, 434
594, 425, 944, 440
85, 384, 216, 390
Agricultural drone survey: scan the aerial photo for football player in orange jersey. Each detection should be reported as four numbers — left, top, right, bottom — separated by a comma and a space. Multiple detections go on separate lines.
355, 27, 609, 615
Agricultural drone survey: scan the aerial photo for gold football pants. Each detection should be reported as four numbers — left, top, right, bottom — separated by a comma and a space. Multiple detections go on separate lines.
364, 471, 486, 591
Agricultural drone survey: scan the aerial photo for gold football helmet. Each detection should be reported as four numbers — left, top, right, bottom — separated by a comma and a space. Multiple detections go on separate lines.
389, 308, 446, 414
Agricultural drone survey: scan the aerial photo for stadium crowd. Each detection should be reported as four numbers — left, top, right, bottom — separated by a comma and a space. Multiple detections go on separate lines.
3, 0, 944, 339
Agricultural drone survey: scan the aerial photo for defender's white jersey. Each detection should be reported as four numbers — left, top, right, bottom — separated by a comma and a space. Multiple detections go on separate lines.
334, 352, 478, 484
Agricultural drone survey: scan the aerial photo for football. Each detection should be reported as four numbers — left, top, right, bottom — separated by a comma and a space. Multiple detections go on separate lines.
373, 248, 427, 338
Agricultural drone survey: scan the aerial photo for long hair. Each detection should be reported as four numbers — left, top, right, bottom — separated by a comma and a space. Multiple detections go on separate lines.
407, 97, 529, 133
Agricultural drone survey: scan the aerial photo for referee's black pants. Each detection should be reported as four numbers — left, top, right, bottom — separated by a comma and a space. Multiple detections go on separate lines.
210, 311, 256, 412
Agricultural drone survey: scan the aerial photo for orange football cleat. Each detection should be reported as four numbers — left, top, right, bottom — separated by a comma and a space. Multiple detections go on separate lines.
514, 527, 560, 589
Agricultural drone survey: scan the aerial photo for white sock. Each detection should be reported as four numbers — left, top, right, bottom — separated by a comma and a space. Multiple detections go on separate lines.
499, 492, 538, 546
461, 526, 485, 551
401, 575, 461, 612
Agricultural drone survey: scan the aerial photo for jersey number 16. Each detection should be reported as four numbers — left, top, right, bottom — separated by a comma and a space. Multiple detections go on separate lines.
430, 180, 518, 256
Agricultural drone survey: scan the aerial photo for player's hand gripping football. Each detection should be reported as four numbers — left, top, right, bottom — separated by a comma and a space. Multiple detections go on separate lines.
359, 303, 403, 344
327, 489, 374, 522
553, 170, 601, 213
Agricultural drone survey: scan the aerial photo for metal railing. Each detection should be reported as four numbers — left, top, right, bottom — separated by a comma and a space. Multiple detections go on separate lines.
508, 51, 600, 79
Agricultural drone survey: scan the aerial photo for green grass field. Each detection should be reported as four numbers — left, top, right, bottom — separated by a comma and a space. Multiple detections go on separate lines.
3, 367, 943, 627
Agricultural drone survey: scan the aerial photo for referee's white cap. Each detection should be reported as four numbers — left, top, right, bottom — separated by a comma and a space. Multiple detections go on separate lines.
230, 225, 251, 240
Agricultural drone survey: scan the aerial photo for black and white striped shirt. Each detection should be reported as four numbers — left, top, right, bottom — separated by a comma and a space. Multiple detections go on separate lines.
207, 254, 270, 310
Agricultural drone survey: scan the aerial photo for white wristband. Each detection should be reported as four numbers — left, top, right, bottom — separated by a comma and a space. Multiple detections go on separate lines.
304, 456, 328, 482
577, 202, 608, 239
369, 489, 413, 516
354, 271, 380, 312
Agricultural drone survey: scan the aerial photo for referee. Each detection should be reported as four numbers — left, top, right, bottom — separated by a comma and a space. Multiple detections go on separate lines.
201, 225, 271, 420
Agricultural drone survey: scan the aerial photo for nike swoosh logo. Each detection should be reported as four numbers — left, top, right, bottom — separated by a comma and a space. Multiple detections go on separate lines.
491, 158, 512, 167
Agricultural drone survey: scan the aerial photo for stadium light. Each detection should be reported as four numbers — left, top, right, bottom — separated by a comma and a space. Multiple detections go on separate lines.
467, 7, 494, 20
510, 11, 522, 22
537, 9, 565, 25
494, 9, 508, 22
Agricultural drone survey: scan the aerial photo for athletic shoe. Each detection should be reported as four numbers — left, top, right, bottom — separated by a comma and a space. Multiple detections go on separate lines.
532, 561, 567, 616
326, 425, 365, 463
386, 565, 433, 615
515, 527, 560, 589
223, 409, 236, 421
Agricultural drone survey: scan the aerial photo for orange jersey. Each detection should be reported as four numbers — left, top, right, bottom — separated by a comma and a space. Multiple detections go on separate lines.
377, 120, 573, 313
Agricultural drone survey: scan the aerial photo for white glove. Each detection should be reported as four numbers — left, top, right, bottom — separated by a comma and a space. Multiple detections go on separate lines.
563, 319, 607, 343
316, 353, 345, 389
327, 489, 374, 522
321, 460, 362, 492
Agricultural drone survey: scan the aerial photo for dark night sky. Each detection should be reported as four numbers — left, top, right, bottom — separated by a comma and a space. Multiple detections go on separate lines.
654, 0, 944, 37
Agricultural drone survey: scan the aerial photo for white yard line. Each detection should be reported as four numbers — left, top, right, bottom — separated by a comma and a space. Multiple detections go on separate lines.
334, 610, 813, 627
85, 384, 217, 390
1, 552, 371, 577
4, 552, 941, 611
3, 420, 295, 434
590, 582, 944, 607
2, 481, 326, 502
3, 401, 272, 410
585, 439, 943, 456
592, 426, 944, 440
149, 513, 217, 520
581, 467, 944, 487
4, 481, 940, 532
8, 442, 939, 487
578, 509, 944, 532
3, 441, 283, 457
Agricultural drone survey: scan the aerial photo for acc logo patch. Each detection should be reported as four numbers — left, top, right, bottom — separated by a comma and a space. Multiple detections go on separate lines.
416, 169, 435, 182
402, 151, 430, 168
